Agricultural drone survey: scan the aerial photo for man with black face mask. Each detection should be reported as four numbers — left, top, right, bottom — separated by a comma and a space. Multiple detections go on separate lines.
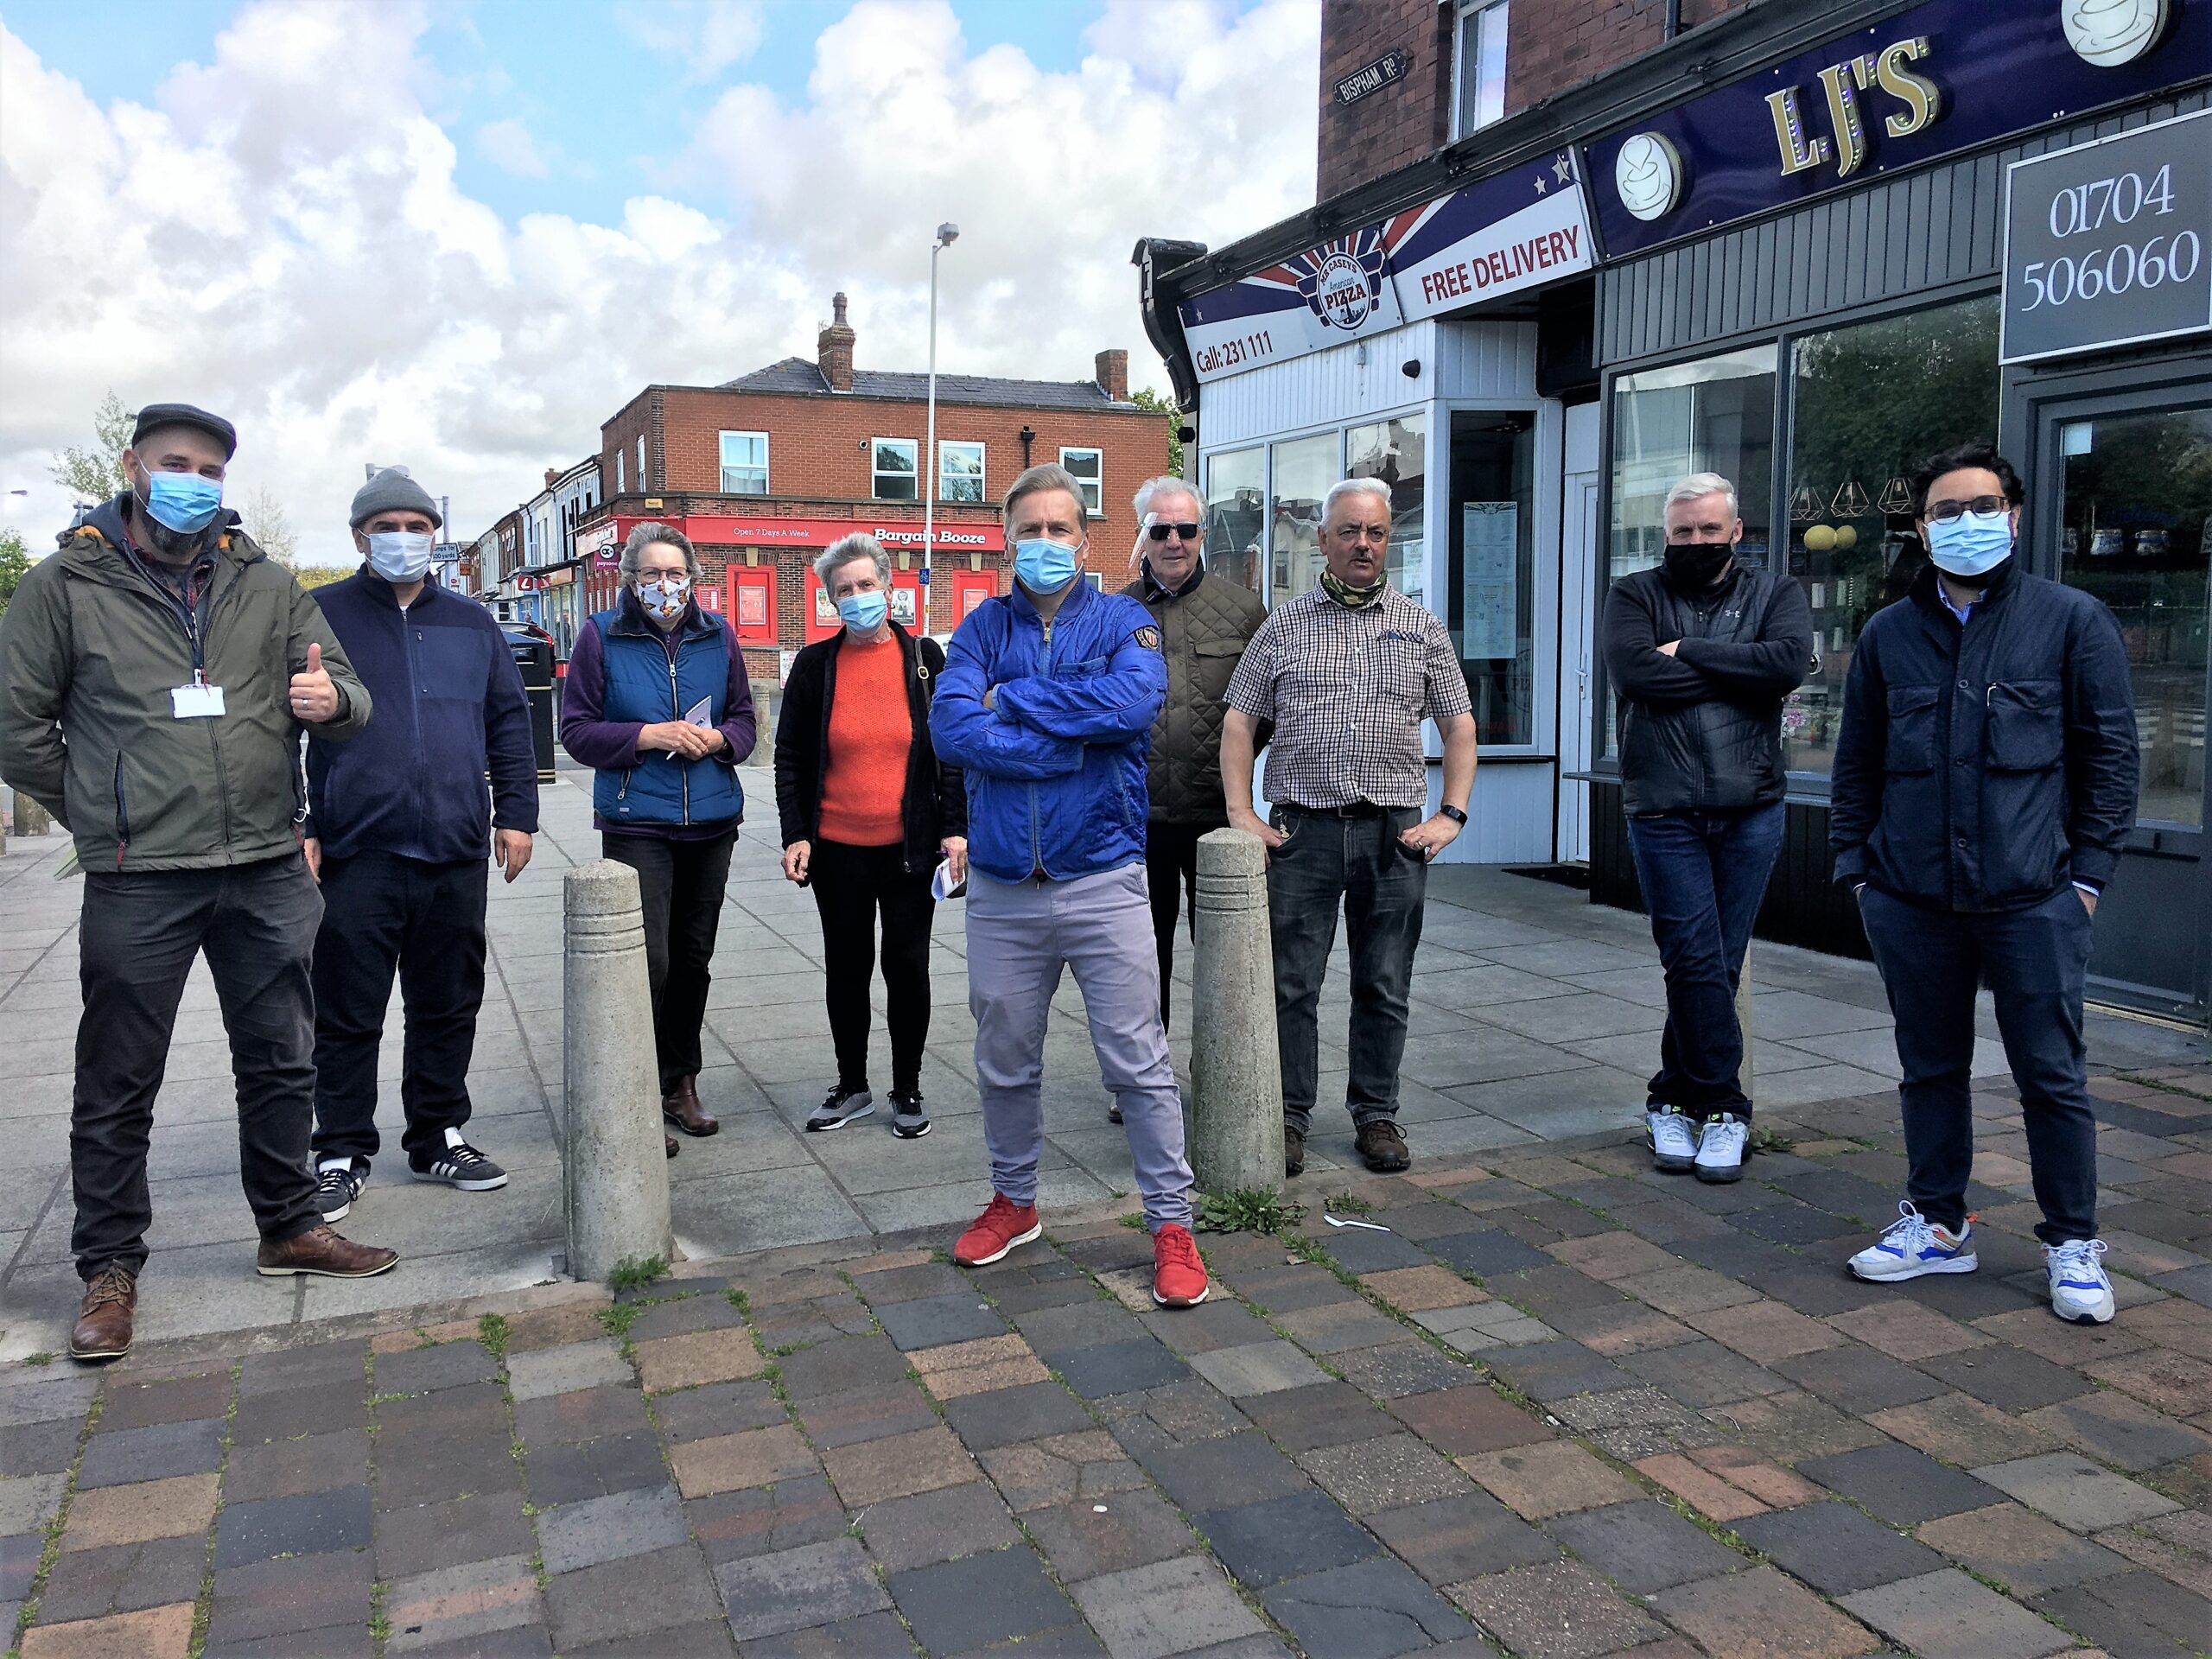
1601, 473, 1812, 1184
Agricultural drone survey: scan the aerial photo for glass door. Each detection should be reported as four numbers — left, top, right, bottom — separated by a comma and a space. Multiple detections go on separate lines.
2043, 394, 2212, 1021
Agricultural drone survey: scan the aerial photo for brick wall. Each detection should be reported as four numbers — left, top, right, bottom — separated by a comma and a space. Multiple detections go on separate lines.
1506, 0, 1754, 114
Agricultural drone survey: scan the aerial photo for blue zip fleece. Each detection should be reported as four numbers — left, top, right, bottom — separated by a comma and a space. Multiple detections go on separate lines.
306, 569, 537, 862
587, 602, 744, 828
930, 577, 1166, 883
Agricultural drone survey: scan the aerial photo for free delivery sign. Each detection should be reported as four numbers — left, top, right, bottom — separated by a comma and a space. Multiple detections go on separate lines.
1179, 151, 1595, 384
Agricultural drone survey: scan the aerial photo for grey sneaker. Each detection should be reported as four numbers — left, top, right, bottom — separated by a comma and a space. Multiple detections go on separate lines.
807, 1087, 874, 1132
889, 1090, 931, 1139
315, 1158, 367, 1222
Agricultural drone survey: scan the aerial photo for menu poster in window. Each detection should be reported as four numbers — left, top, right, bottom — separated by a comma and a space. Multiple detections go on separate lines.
889, 586, 918, 626
1461, 503, 1518, 661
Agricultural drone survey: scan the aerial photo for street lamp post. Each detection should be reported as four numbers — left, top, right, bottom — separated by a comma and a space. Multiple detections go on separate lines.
922, 222, 958, 633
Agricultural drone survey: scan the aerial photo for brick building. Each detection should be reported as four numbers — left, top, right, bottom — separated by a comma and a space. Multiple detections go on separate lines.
575, 294, 1171, 683
1141, 0, 2211, 1019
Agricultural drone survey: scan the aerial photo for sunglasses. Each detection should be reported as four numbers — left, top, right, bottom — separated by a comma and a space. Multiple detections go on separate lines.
1924, 495, 2010, 523
1145, 521, 1201, 543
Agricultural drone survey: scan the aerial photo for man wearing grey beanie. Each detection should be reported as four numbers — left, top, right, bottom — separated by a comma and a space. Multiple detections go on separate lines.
302, 467, 541, 1223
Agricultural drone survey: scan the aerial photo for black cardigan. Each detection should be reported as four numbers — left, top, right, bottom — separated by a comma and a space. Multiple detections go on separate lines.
773, 622, 967, 874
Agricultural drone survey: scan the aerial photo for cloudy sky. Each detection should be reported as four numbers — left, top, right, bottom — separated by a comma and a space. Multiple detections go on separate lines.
0, 0, 1319, 560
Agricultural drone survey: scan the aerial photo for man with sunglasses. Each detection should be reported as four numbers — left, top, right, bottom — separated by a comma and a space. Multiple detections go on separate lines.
1831, 441, 2137, 1325
1114, 478, 1266, 1121
1602, 473, 1811, 1184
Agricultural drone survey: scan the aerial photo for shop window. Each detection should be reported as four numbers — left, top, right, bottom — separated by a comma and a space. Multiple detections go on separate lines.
1269, 432, 1340, 601
1349, 413, 1427, 611
1449, 411, 1536, 745
940, 441, 984, 503
719, 431, 767, 495
1060, 448, 1103, 514
1782, 295, 1999, 776
1205, 446, 1265, 594
1605, 345, 1777, 755
874, 438, 918, 501
1453, 0, 1509, 139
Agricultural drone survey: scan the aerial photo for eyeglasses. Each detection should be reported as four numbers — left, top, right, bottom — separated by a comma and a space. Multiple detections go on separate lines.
1924, 495, 2010, 523
1145, 521, 1200, 543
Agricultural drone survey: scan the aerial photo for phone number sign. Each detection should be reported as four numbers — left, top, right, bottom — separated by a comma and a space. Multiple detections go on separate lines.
2001, 108, 2211, 365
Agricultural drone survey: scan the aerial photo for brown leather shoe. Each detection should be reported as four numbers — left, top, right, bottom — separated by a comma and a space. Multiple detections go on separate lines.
1356, 1119, 1410, 1173
665, 1134, 679, 1159
1285, 1129, 1305, 1178
70, 1264, 137, 1362
663, 1076, 719, 1137
257, 1224, 398, 1279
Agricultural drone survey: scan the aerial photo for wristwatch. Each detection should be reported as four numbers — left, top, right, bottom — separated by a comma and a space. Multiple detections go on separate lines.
1439, 804, 1468, 826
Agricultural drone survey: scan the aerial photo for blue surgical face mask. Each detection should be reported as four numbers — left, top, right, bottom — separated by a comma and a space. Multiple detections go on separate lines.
366, 530, 434, 582
1014, 537, 1080, 594
1923, 510, 2014, 580
140, 467, 224, 534
836, 588, 888, 632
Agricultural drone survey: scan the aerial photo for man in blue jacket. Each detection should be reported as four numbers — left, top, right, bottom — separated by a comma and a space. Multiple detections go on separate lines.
1831, 442, 2138, 1325
304, 467, 540, 1220
930, 463, 1209, 1308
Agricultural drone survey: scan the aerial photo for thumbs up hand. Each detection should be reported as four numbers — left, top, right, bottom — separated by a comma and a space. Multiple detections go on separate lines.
289, 639, 340, 724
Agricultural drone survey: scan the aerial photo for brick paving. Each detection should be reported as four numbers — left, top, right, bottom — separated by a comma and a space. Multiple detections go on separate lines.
1, 1063, 2208, 1656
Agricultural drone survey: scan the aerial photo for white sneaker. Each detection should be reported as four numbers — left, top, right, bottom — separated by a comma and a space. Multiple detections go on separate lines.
1694, 1114, 1748, 1184
1646, 1109, 1700, 1173
2046, 1238, 2115, 1325
1848, 1201, 1978, 1282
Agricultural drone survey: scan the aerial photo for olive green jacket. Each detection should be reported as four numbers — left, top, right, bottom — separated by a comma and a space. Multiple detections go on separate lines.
0, 500, 372, 871
1122, 563, 1268, 823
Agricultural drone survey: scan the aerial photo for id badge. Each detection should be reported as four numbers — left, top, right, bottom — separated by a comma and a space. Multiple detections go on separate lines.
170, 682, 226, 718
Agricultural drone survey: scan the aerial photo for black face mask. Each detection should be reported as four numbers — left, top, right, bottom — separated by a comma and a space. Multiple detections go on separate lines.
1663, 542, 1735, 590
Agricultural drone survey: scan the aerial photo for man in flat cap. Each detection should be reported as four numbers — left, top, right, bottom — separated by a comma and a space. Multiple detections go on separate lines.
302, 468, 538, 1222
0, 402, 397, 1364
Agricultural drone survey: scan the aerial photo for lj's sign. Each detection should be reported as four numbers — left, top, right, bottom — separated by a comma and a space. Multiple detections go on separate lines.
1586, 0, 2208, 257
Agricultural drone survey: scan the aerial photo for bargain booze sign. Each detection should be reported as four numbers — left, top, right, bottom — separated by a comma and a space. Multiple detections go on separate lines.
1179, 150, 1595, 384
605, 516, 1005, 551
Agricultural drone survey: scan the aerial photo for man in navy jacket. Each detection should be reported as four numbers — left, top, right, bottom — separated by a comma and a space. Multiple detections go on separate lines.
1831, 442, 2137, 1325
929, 463, 1209, 1310
304, 467, 539, 1221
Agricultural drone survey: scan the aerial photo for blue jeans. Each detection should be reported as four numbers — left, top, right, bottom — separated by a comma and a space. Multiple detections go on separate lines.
1858, 884, 2099, 1244
1267, 805, 1428, 1136
1625, 804, 1786, 1119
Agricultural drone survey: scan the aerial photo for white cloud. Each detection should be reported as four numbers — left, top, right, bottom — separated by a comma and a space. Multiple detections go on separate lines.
621, 0, 766, 83
0, 0, 1318, 562
475, 117, 550, 178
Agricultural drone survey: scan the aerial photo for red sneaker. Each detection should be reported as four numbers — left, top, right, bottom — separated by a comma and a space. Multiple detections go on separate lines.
954, 1192, 1041, 1268
1152, 1224, 1210, 1307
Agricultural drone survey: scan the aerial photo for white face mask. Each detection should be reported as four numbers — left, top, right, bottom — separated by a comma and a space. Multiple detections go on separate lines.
365, 530, 434, 582
636, 575, 691, 620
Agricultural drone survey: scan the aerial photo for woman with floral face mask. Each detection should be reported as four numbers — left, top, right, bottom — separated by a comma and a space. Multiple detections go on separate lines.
559, 523, 758, 1157
773, 535, 966, 1142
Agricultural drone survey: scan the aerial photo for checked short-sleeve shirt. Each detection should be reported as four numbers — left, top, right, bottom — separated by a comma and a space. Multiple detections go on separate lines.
1224, 587, 1470, 810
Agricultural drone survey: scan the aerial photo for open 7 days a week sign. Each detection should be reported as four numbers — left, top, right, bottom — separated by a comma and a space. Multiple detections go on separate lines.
2001, 107, 2212, 365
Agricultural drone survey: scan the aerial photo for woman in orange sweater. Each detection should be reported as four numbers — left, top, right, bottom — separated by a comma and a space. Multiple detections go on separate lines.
775, 536, 968, 1140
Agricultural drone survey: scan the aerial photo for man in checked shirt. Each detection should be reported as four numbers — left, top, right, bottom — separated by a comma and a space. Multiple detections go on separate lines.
1221, 478, 1477, 1178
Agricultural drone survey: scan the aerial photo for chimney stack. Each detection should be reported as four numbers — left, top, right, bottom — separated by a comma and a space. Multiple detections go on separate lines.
1095, 348, 1128, 403
818, 292, 856, 392
544, 467, 558, 488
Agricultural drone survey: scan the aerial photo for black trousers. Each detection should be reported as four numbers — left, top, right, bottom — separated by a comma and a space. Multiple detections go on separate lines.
311, 852, 490, 1165
73, 857, 326, 1279
809, 840, 936, 1096
1144, 819, 1213, 1026
603, 829, 736, 1090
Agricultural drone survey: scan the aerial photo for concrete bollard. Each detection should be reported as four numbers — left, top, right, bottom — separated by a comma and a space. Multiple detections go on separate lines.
14, 794, 49, 836
1189, 828, 1285, 1195
563, 860, 673, 1282
1734, 945, 1755, 1114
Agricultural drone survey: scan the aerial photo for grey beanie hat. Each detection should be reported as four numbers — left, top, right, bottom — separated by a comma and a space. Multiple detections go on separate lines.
350, 466, 442, 529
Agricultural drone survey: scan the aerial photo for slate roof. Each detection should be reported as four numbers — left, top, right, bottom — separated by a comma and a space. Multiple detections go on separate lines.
718, 356, 1132, 410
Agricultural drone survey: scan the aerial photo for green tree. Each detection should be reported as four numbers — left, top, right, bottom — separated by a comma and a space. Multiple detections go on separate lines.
52, 390, 135, 504
1132, 386, 1184, 478
289, 565, 353, 591
0, 525, 30, 618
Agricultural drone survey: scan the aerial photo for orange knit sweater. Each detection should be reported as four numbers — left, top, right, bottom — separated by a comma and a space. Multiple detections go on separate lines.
817, 634, 911, 847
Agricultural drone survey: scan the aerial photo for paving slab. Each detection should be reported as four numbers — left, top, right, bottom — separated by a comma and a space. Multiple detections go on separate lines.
1840, 1568, 2074, 1659
1971, 1452, 2182, 1532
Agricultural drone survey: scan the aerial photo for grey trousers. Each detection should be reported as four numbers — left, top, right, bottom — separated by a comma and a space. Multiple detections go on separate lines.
967, 864, 1194, 1231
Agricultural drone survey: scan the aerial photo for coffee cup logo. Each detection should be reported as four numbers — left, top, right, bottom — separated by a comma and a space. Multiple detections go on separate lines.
2062, 0, 2169, 66
1616, 132, 1684, 221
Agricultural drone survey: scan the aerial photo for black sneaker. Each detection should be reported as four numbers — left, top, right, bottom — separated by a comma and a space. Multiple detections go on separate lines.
410, 1129, 508, 1191
888, 1090, 931, 1139
807, 1087, 874, 1132
315, 1159, 367, 1222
